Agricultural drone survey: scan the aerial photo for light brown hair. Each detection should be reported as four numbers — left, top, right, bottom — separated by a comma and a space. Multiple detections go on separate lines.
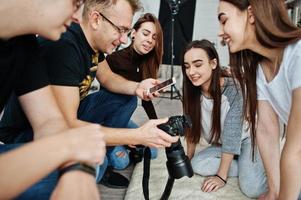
82, 0, 141, 21
220, 0, 301, 151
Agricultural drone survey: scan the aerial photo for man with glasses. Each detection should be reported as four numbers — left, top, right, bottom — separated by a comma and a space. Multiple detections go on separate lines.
1, 0, 179, 189
0, 0, 107, 199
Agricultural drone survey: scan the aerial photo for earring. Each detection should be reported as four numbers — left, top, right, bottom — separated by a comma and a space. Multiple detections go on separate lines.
131, 36, 135, 40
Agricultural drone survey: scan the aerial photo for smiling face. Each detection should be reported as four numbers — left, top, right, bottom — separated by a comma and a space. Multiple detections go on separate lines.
92, 0, 133, 54
183, 48, 217, 91
131, 21, 157, 55
218, 1, 253, 53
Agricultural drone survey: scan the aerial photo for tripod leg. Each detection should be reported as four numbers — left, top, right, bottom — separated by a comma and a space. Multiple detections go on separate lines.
171, 85, 182, 101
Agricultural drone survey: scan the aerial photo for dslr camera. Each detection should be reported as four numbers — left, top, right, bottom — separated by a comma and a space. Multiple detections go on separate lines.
157, 115, 194, 179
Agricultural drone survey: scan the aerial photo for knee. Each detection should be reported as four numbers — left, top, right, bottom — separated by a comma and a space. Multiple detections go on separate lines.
150, 148, 158, 159
108, 146, 130, 170
127, 120, 139, 128
191, 157, 217, 176
96, 156, 109, 183
125, 96, 137, 110
239, 176, 267, 198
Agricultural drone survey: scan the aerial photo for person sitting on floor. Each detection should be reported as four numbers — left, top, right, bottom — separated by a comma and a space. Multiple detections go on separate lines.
0, 0, 178, 190
105, 13, 164, 163
182, 40, 267, 198
0, 0, 106, 199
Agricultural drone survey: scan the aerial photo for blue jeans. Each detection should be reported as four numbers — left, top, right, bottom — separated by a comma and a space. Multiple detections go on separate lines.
2, 89, 136, 189
0, 144, 59, 200
78, 89, 136, 182
191, 137, 267, 198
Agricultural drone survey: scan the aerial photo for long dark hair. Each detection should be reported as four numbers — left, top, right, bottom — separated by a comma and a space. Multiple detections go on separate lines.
132, 13, 163, 79
182, 40, 223, 145
220, 0, 301, 150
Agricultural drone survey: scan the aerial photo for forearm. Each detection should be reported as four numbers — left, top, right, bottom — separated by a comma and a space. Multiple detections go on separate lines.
257, 129, 280, 195
100, 126, 141, 146
186, 142, 196, 160
100, 72, 138, 95
33, 116, 69, 139
217, 152, 234, 180
279, 143, 301, 200
0, 137, 71, 199
67, 119, 91, 128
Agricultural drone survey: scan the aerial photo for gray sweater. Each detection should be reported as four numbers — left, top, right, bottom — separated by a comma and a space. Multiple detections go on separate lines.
200, 78, 247, 155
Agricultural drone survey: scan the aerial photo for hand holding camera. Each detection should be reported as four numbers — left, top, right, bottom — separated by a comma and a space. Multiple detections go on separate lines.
157, 115, 194, 179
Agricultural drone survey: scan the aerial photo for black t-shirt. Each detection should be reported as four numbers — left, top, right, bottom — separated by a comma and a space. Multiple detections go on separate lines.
0, 23, 105, 143
40, 23, 104, 100
106, 46, 158, 119
0, 35, 50, 142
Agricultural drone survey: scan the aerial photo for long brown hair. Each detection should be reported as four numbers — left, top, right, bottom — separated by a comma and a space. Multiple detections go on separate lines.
220, 0, 301, 150
132, 13, 163, 79
182, 40, 223, 145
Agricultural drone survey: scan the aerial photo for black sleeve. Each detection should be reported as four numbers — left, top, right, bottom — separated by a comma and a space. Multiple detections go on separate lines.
42, 40, 82, 87
106, 53, 120, 73
142, 100, 158, 119
15, 36, 50, 96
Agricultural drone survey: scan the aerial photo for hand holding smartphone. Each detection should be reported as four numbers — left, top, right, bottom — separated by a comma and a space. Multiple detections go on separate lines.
147, 77, 176, 95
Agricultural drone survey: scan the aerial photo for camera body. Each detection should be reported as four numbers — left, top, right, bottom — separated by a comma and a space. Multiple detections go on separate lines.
158, 115, 194, 179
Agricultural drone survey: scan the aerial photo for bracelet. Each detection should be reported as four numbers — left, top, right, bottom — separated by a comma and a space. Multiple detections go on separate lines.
214, 174, 227, 184
59, 163, 96, 177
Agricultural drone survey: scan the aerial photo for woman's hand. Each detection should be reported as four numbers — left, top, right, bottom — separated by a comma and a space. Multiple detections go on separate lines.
201, 175, 227, 192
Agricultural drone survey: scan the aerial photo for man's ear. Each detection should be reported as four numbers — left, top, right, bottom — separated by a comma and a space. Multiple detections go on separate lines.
90, 11, 100, 29
247, 5, 255, 24
210, 58, 217, 69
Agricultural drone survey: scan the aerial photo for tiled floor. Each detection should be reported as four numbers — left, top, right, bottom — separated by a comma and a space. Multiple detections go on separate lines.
99, 94, 183, 200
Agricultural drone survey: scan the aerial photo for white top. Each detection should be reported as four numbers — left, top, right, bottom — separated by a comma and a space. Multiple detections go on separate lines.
257, 40, 301, 124
199, 78, 250, 155
201, 95, 249, 144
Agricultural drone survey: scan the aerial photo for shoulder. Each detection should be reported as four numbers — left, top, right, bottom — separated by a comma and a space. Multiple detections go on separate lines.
106, 47, 131, 67
222, 78, 239, 94
222, 77, 243, 102
107, 47, 130, 61
285, 39, 301, 58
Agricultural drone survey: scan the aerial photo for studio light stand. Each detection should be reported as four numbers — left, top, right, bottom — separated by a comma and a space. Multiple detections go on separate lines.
165, 0, 188, 101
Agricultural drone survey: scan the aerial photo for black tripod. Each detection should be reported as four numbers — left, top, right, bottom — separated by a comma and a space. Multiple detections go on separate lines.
165, 0, 186, 101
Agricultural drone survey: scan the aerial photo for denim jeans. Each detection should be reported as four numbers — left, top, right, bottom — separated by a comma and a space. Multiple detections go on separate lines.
1, 89, 137, 190
78, 89, 137, 182
191, 137, 267, 198
0, 144, 59, 200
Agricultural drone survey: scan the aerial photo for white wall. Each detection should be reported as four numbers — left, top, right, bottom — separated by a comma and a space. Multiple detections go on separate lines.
132, 0, 229, 67
192, 0, 229, 66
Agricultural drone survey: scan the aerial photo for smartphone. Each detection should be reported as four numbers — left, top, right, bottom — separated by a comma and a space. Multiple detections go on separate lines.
147, 77, 176, 94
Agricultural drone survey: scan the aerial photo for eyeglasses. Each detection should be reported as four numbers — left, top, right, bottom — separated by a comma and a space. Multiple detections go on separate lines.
97, 12, 132, 35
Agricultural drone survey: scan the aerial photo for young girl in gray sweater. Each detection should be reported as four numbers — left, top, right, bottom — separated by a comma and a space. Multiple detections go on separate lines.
182, 40, 266, 198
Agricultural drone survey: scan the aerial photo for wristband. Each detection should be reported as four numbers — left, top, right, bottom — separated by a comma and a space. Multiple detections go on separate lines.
59, 163, 96, 177
214, 174, 227, 184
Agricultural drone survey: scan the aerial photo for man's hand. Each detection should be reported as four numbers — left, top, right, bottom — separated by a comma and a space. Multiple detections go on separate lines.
135, 78, 160, 101
136, 118, 179, 148
50, 171, 100, 200
64, 124, 106, 165
201, 176, 226, 193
